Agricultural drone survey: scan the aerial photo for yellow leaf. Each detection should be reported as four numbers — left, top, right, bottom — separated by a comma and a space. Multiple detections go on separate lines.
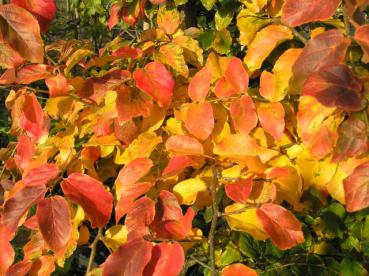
244, 24, 293, 73
157, 6, 180, 35
237, 11, 270, 46
65, 49, 93, 75
77, 225, 90, 245
173, 178, 208, 205
155, 43, 189, 77
224, 204, 268, 240
164, 117, 186, 136
172, 35, 204, 67
222, 165, 242, 179
240, 0, 268, 13
102, 225, 128, 252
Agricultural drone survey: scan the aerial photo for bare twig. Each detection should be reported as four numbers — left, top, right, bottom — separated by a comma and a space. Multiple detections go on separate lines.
189, 255, 212, 270
208, 165, 219, 276
86, 228, 103, 275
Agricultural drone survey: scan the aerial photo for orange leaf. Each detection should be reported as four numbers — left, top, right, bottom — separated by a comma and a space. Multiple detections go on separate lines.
133, 62, 174, 109
45, 74, 69, 97
4, 260, 32, 276
281, 0, 340, 27
162, 155, 198, 177
36, 196, 71, 252
158, 190, 182, 221
14, 135, 35, 171
221, 263, 258, 276
188, 66, 211, 102
165, 135, 203, 156
257, 203, 304, 249
344, 162, 369, 212
143, 242, 185, 276
257, 102, 285, 141
61, 173, 113, 228
355, 24, 369, 63
0, 226, 14, 275
230, 95, 258, 135
23, 163, 59, 186
185, 102, 214, 140
225, 177, 253, 204
225, 57, 249, 92
125, 197, 155, 237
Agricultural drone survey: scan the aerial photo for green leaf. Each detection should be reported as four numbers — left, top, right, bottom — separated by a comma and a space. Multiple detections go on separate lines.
238, 233, 263, 259
215, 3, 234, 31
216, 243, 242, 267
200, 0, 217, 10
340, 257, 366, 276
212, 29, 232, 55
199, 30, 215, 51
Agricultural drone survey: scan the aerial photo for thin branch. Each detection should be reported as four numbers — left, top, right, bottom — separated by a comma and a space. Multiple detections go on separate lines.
189, 255, 213, 270
220, 204, 260, 216
86, 228, 103, 275
273, 18, 308, 44
208, 165, 219, 276
342, 5, 351, 37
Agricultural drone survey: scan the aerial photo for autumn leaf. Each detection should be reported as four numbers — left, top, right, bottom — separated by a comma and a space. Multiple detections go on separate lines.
61, 173, 113, 228
157, 6, 180, 35
162, 155, 198, 177
222, 263, 258, 276
0, 225, 14, 275
281, 0, 340, 27
133, 61, 174, 109
125, 197, 155, 236
256, 203, 304, 249
157, 190, 183, 221
45, 74, 69, 97
225, 177, 253, 204
165, 135, 204, 156
355, 24, 369, 63
230, 95, 258, 135
257, 102, 285, 141
173, 178, 207, 205
188, 66, 212, 102
185, 102, 214, 140
302, 64, 363, 111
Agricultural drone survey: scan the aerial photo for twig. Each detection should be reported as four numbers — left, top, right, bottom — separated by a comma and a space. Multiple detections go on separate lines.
273, 18, 308, 44
189, 255, 213, 270
208, 165, 219, 276
220, 204, 260, 216
85, 228, 102, 275
342, 5, 351, 37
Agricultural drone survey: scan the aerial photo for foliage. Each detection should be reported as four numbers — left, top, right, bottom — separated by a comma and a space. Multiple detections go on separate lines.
1, 0, 369, 275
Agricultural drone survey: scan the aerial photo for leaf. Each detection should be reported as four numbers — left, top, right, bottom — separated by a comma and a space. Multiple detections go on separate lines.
188, 66, 211, 102
61, 173, 113, 228
260, 48, 302, 101
157, 6, 180, 35
23, 163, 59, 186
291, 29, 350, 91
14, 135, 35, 171
125, 197, 155, 236
165, 135, 203, 156
4, 260, 32, 276
173, 178, 207, 205
172, 34, 204, 67
225, 177, 253, 204
162, 155, 197, 177
0, 4, 43, 63
302, 64, 363, 111
237, 9, 271, 46
215, 4, 234, 31
244, 24, 293, 73
28, 255, 55, 275
333, 117, 369, 162
0, 226, 14, 275
200, 0, 216, 10
240, 0, 268, 13
102, 225, 128, 252
143, 242, 184, 276
0, 43, 24, 68
158, 190, 183, 221
133, 62, 175, 109
155, 43, 189, 78
221, 263, 258, 276
185, 102, 214, 140
297, 96, 342, 160
257, 102, 285, 141
355, 24, 369, 63
343, 162, 369, 212
36, 196, 71, 252
101, 238, 153, 276
281, 0, 340, 27
230, 95, 258, 135
45, 74, 69, 97
64, 49, 93, 75
212, 29, 232, 55
224, 204, 268, 240
225, 57, 249, 92
2, 183, 47, 232
256, 203, 304, 249
12, 0, 56, 33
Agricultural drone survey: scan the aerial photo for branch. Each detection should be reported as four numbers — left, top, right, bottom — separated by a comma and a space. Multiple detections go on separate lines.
189, 255, 212, 270
220, 204, 260, 216
86, 228, 103, 275
342, 5, 351, 37
208, 165, 219, 276
273, 18, 308, 44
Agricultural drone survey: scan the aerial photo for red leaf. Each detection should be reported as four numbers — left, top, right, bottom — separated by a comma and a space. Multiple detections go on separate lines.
302, 64, 363, 111
143, 242, 185, 276
23, 163, 59, 186
225, 177, 253, 204
45, 74, 69, 97
5, 260, 32, 276
61, 173, 113, 228
185, 102, 214, 140
163, 208, 195, 239
281, 0, 340, 27
125, 197, 156, 237
28, 255, 55, 275
256, 203, 304, 249
214, 77, 238, 99
355, 24, 369, 63
107, 3, 120, 30
222, 263, 258, 276
257, 102, 285, 141
162, 155, 197, 177
133, 62, 174, 109
16, 64, 51, 84
102, 238, 153, 276
333, 117, 369, 162
0, 226, 14, 275
116, 86, 153, 124
158, 190, 183, 221
344, 162, 369, 212
188, 66, 211, 102
2, 184, 46, 232
292, 29, 350, 90
230, 95, 258, 135
224, 57, 249, 92
19, 93, 50, 141
11, 0, 56, 33
165, 135, 203, 156
0, 4, 44, 63
36, 196, 71, 252
115, 182, 154, 223
14, 135, 35, 171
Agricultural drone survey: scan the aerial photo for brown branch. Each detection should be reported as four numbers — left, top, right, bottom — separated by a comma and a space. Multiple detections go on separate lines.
86, 228, 103, 275
208, 165, 219, 276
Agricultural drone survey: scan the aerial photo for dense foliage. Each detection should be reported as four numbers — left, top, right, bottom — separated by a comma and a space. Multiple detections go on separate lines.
1, 0, 369, 275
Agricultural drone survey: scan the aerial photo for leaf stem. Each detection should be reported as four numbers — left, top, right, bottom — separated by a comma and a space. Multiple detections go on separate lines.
86, 228, 102, 275
208, 165, 219, 276
189, 255, 213, 270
